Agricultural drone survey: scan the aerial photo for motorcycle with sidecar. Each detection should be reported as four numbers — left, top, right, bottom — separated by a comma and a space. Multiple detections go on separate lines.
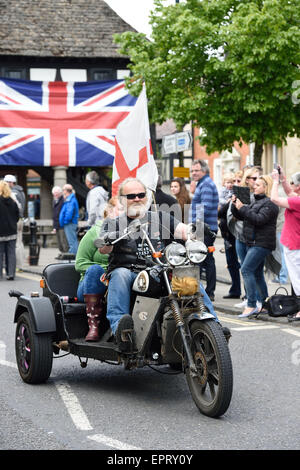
9, 219, 233, 418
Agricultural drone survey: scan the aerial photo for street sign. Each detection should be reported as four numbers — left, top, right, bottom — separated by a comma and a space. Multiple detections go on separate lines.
173, 167, 190, 178
162, 134, 177, 154
176, 131, 192, 152
162, 131, 192, 155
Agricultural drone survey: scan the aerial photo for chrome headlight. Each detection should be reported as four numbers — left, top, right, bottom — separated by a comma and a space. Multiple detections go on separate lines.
186, 240, 207, 264
165, 242, 187, 266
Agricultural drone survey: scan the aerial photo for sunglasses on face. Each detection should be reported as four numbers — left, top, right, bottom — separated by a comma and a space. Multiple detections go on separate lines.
249, 176, 257, 181
121, 192, 146, 200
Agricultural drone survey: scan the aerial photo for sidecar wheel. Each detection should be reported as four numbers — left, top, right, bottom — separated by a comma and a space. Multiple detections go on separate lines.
186, 320, 233, 418
15, 312, 53, 384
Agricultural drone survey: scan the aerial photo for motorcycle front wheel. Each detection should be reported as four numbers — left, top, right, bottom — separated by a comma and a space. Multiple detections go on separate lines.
185, 320, 233, 418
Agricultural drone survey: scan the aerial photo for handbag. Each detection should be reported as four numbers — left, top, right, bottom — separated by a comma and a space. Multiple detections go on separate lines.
263, 287, 300, 317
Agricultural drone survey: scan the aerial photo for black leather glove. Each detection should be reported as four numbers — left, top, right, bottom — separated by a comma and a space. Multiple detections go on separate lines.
204, 223, 217, 240
190, 222, 216, 240
94, 231, 120, 248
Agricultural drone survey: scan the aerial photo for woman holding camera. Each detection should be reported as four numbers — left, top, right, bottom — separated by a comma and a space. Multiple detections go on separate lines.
231, 175, 279, 317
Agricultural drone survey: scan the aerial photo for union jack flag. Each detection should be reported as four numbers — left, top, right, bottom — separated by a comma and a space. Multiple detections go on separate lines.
0, 78, 137, 166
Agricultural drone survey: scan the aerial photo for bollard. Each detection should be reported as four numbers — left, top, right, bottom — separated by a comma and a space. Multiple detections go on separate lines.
29, 220, 40, 266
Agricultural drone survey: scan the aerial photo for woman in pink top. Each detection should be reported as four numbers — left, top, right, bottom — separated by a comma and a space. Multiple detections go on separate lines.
271, 167, 300, 320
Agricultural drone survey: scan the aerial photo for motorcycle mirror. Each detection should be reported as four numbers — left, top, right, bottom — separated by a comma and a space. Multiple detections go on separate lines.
126, 220, 148, 239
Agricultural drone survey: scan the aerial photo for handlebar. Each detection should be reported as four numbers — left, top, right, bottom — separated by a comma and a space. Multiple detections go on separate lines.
8, 290, 23, 298
94, 219, 213, 267
94, 221, 148, 249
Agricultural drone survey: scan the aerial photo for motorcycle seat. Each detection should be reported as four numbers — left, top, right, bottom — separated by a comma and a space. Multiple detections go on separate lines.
43, 262, 80, 297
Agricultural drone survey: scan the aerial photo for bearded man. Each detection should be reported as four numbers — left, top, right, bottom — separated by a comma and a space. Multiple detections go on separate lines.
97, 177, 225, 350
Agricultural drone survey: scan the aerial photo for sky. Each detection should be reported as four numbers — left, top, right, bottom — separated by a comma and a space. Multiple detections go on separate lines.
104, 0, 175, 37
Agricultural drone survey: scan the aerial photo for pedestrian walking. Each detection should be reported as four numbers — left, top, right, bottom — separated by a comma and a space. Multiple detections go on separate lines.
51, 186, 69, 258
0, 181, 19, 280
59, 184, 79, 255
4, 174, 26, 271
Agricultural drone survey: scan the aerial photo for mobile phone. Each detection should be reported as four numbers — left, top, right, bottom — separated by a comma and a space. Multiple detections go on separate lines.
273, 163, 281, 174
233, 185, 251, 205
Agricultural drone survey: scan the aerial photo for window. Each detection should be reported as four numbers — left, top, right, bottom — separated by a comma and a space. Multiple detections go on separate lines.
89, 69, 116, 81
1, 67, 27, 79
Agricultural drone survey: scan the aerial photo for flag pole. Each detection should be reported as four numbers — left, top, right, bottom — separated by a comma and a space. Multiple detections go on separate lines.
151, 189, 158, 212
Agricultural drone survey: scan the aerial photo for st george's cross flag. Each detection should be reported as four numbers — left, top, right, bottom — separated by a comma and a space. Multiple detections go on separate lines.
0, 78, 137, 166
112, 84, 158, 196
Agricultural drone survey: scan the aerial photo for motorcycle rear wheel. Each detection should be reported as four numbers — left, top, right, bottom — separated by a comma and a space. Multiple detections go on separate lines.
185, 320, 233, 418
15, 312, 53, 384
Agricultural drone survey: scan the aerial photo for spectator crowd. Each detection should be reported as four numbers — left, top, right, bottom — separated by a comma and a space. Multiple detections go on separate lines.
1, 161, 299, 321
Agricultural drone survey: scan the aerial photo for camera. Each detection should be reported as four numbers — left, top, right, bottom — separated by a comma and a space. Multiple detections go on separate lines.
273, 163, 281, 174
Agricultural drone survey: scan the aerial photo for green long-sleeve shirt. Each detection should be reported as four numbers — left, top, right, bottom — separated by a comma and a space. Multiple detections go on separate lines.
75, 220, 108, 282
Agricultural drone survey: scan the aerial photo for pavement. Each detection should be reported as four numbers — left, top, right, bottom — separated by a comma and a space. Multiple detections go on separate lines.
20, 236, 297, 326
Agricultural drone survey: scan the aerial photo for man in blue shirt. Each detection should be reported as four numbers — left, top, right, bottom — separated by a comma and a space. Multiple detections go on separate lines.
190, 160, 219, 301
59, 184, 79, 254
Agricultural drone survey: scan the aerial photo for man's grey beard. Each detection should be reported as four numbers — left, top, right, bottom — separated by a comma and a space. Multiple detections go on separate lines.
127, 202, 147, 218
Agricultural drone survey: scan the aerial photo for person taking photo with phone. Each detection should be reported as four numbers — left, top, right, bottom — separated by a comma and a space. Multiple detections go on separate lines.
231, 175, 279, 318
271, 167, 300, 321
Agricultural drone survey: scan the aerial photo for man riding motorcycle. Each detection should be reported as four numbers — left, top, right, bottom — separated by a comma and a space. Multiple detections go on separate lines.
97, 177, 229, 350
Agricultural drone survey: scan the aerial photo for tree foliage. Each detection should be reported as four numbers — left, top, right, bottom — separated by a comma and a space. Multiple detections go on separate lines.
114, 0, 300, 160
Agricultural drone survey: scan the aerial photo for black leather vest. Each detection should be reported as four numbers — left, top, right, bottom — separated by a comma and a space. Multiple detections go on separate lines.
101, 211, 176, 272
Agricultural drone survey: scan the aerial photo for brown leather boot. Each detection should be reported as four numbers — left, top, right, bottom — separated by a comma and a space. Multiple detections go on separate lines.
84, 294, 103, 342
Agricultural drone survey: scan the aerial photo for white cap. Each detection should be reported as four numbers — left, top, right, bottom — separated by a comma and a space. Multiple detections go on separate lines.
4, 174, 17, 183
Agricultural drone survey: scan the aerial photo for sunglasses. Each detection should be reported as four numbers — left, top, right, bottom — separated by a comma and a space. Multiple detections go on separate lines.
121, 192, 146, 200
249, 176, 257, 181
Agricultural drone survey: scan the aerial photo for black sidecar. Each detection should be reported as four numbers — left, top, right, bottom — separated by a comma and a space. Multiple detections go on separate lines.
12, 262, 124, 384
